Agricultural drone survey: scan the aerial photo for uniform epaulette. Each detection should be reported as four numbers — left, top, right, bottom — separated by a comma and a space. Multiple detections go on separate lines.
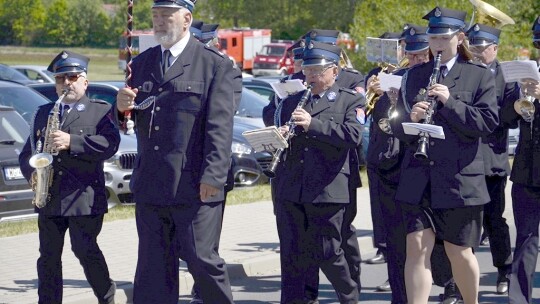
339, 87, 357, 95
204, 44, 226, 58
343, 67, 360, 74
90, 99, 109, 105
467, 60, 488, 69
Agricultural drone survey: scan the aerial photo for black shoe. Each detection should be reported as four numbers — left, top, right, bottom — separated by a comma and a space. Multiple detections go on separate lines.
190, 288, 204, 304
480, 236, 490, 246
365, 251, 386, 264
440, 280, 461, 304
496, 274, 509, 295
376, 279, 391, 292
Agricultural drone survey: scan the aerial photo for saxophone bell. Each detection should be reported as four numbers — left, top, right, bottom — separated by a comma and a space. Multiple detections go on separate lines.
29, 153, 53, 208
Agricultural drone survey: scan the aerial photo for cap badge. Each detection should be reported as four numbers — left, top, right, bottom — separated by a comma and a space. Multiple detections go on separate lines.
410, 28, 416, 36
435, 7, 442, 17
308, 42, 314, 49
403, 24, 410, 31
76, 104, 85, 112
61, 52, 68, 59
300, 40, 305, 48
310, 32, 317, 39
328, 91, 337, 101
474, 24, 480, 32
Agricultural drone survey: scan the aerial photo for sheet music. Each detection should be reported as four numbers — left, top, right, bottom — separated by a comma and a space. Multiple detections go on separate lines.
378, 73, 402, 91
402, 122, 445, 139
500, 60, 540, 83
270, 79, 306, 100
242, 126, 289, 153
366, 37, 383, 63
381, 39, 399, 65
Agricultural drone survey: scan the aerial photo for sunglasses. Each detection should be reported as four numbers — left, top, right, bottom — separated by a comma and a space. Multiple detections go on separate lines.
55, 74, 83, 84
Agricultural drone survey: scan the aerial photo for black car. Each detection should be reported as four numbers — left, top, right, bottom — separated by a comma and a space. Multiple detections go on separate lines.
0, 80, 51, 123
27, 81, 125, 105
0, 106, 35, 222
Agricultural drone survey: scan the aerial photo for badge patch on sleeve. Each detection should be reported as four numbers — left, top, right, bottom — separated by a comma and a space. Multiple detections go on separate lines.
356, 108, 366, 125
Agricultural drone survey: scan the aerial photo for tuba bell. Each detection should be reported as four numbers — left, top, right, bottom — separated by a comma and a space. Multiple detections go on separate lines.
469, 0, 515, 29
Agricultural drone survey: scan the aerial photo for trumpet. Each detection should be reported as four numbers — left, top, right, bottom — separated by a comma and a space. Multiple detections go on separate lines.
365, 58, 409, 115
263, 85, 313, 178
415, 51, 443, 160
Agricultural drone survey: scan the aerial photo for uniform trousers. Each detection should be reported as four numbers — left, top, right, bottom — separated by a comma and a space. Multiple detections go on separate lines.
483, 175, 512, 275
369, 170, 407, 304
133, 202, 233, 304
304, 188, 362, 301
275, 200, 359, 304
509, 183, 540, 304
367, 167, 387, 254
37, 214, 114, 304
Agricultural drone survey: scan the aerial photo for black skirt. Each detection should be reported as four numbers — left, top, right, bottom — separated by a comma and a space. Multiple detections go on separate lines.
401, 201, 483, 248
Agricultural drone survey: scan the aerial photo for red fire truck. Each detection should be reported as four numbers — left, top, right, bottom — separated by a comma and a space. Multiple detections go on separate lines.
217, 28, 272, 73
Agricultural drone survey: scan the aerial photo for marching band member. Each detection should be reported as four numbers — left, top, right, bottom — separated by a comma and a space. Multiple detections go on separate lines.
504, 16, 540, 304
389, 7, 498, 304
115, 0, 236, 302
266, 40, 363, 303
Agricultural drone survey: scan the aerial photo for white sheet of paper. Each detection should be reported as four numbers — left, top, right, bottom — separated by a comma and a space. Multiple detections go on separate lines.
378, 73, 402, 91
242, 126, 289, 153
500, 60, 540, 83
366, 37, 383, 63
402, 122, 445, 139
270, 79, 306, 100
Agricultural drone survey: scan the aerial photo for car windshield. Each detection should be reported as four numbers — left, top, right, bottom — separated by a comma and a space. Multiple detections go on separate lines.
259, 46, 286, 56
0, 110, 29, 144
0, 65, 31, 83
0, 86, 49, 122
236, 89, 267, 118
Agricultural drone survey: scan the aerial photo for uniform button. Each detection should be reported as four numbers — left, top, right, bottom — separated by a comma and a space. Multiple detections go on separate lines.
300, 160, 304, 164
158, 88, 163, 92
154, 146, 159, 150
79, 130, 83, 133
430, 141, 435, 146
535, 140, 539, 145
57, 158, 61, 163
304, 147, 309, 151
156, 106, 161, 111
429, 161, 434, 166
58, 171, 63, 175
456, 95, 460, 99
187, 86, 192, 91
535, 128, 539, 132
154, 126, 160, 131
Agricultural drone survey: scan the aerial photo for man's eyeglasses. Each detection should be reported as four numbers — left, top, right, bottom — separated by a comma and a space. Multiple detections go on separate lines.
302, 64, 335, 76
55, 74, 83, 84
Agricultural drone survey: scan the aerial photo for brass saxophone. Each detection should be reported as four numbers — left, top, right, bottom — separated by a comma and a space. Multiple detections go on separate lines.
28, 90, 68, 208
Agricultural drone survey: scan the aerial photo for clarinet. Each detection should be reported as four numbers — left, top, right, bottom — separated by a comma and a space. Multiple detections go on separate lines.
414, 51, 443, 160
263, 85, 313, 178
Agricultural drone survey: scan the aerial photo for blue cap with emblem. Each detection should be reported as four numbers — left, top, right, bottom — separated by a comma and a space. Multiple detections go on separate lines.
423, 7, 467, 36
287, 40, 305, 61
201, 23, 219, 44
47, 50, 89, 75
466, 23, 500, 46
305, 29, 340, 46
191, 20, 204, 41
152, 0, 196, 12
403, 25, 429, 52
532, 16, 540, 42
302, 40, 341, 67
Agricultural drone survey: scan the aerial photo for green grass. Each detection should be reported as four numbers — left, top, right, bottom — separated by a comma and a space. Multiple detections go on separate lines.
0, 184, 273, 238
0, 46, 125, 81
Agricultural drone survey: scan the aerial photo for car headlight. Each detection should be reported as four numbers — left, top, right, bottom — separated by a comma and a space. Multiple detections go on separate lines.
231, 141, 252, 154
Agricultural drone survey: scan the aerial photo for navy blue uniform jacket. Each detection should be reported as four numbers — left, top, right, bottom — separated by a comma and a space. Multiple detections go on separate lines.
19, 96, 120, 216
390, 58, 499, 208
267, 83, 364, 204
126, 36, 235, 205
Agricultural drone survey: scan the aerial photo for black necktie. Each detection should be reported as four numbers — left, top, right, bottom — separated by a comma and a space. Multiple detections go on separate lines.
162, 49, 171, 75
60, 104, 70, 123
440, 65, 447, 80
310, 94, 320, 110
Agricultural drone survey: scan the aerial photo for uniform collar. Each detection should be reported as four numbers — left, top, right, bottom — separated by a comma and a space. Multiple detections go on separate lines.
161, 31, 191, 65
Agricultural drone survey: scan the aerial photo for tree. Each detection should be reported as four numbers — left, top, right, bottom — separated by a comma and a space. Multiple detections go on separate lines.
41, 0, 73, 46
0, 0, 46, 45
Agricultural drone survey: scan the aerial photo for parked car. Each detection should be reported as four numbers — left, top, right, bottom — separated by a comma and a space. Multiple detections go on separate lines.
20, 81, 137, 206
242, 77, 275, 102
27, 81, 124, 105
12, 65, 55, 83
0, 64, 37, 85
0, 106, 35, 222
0, 80, 53, 123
